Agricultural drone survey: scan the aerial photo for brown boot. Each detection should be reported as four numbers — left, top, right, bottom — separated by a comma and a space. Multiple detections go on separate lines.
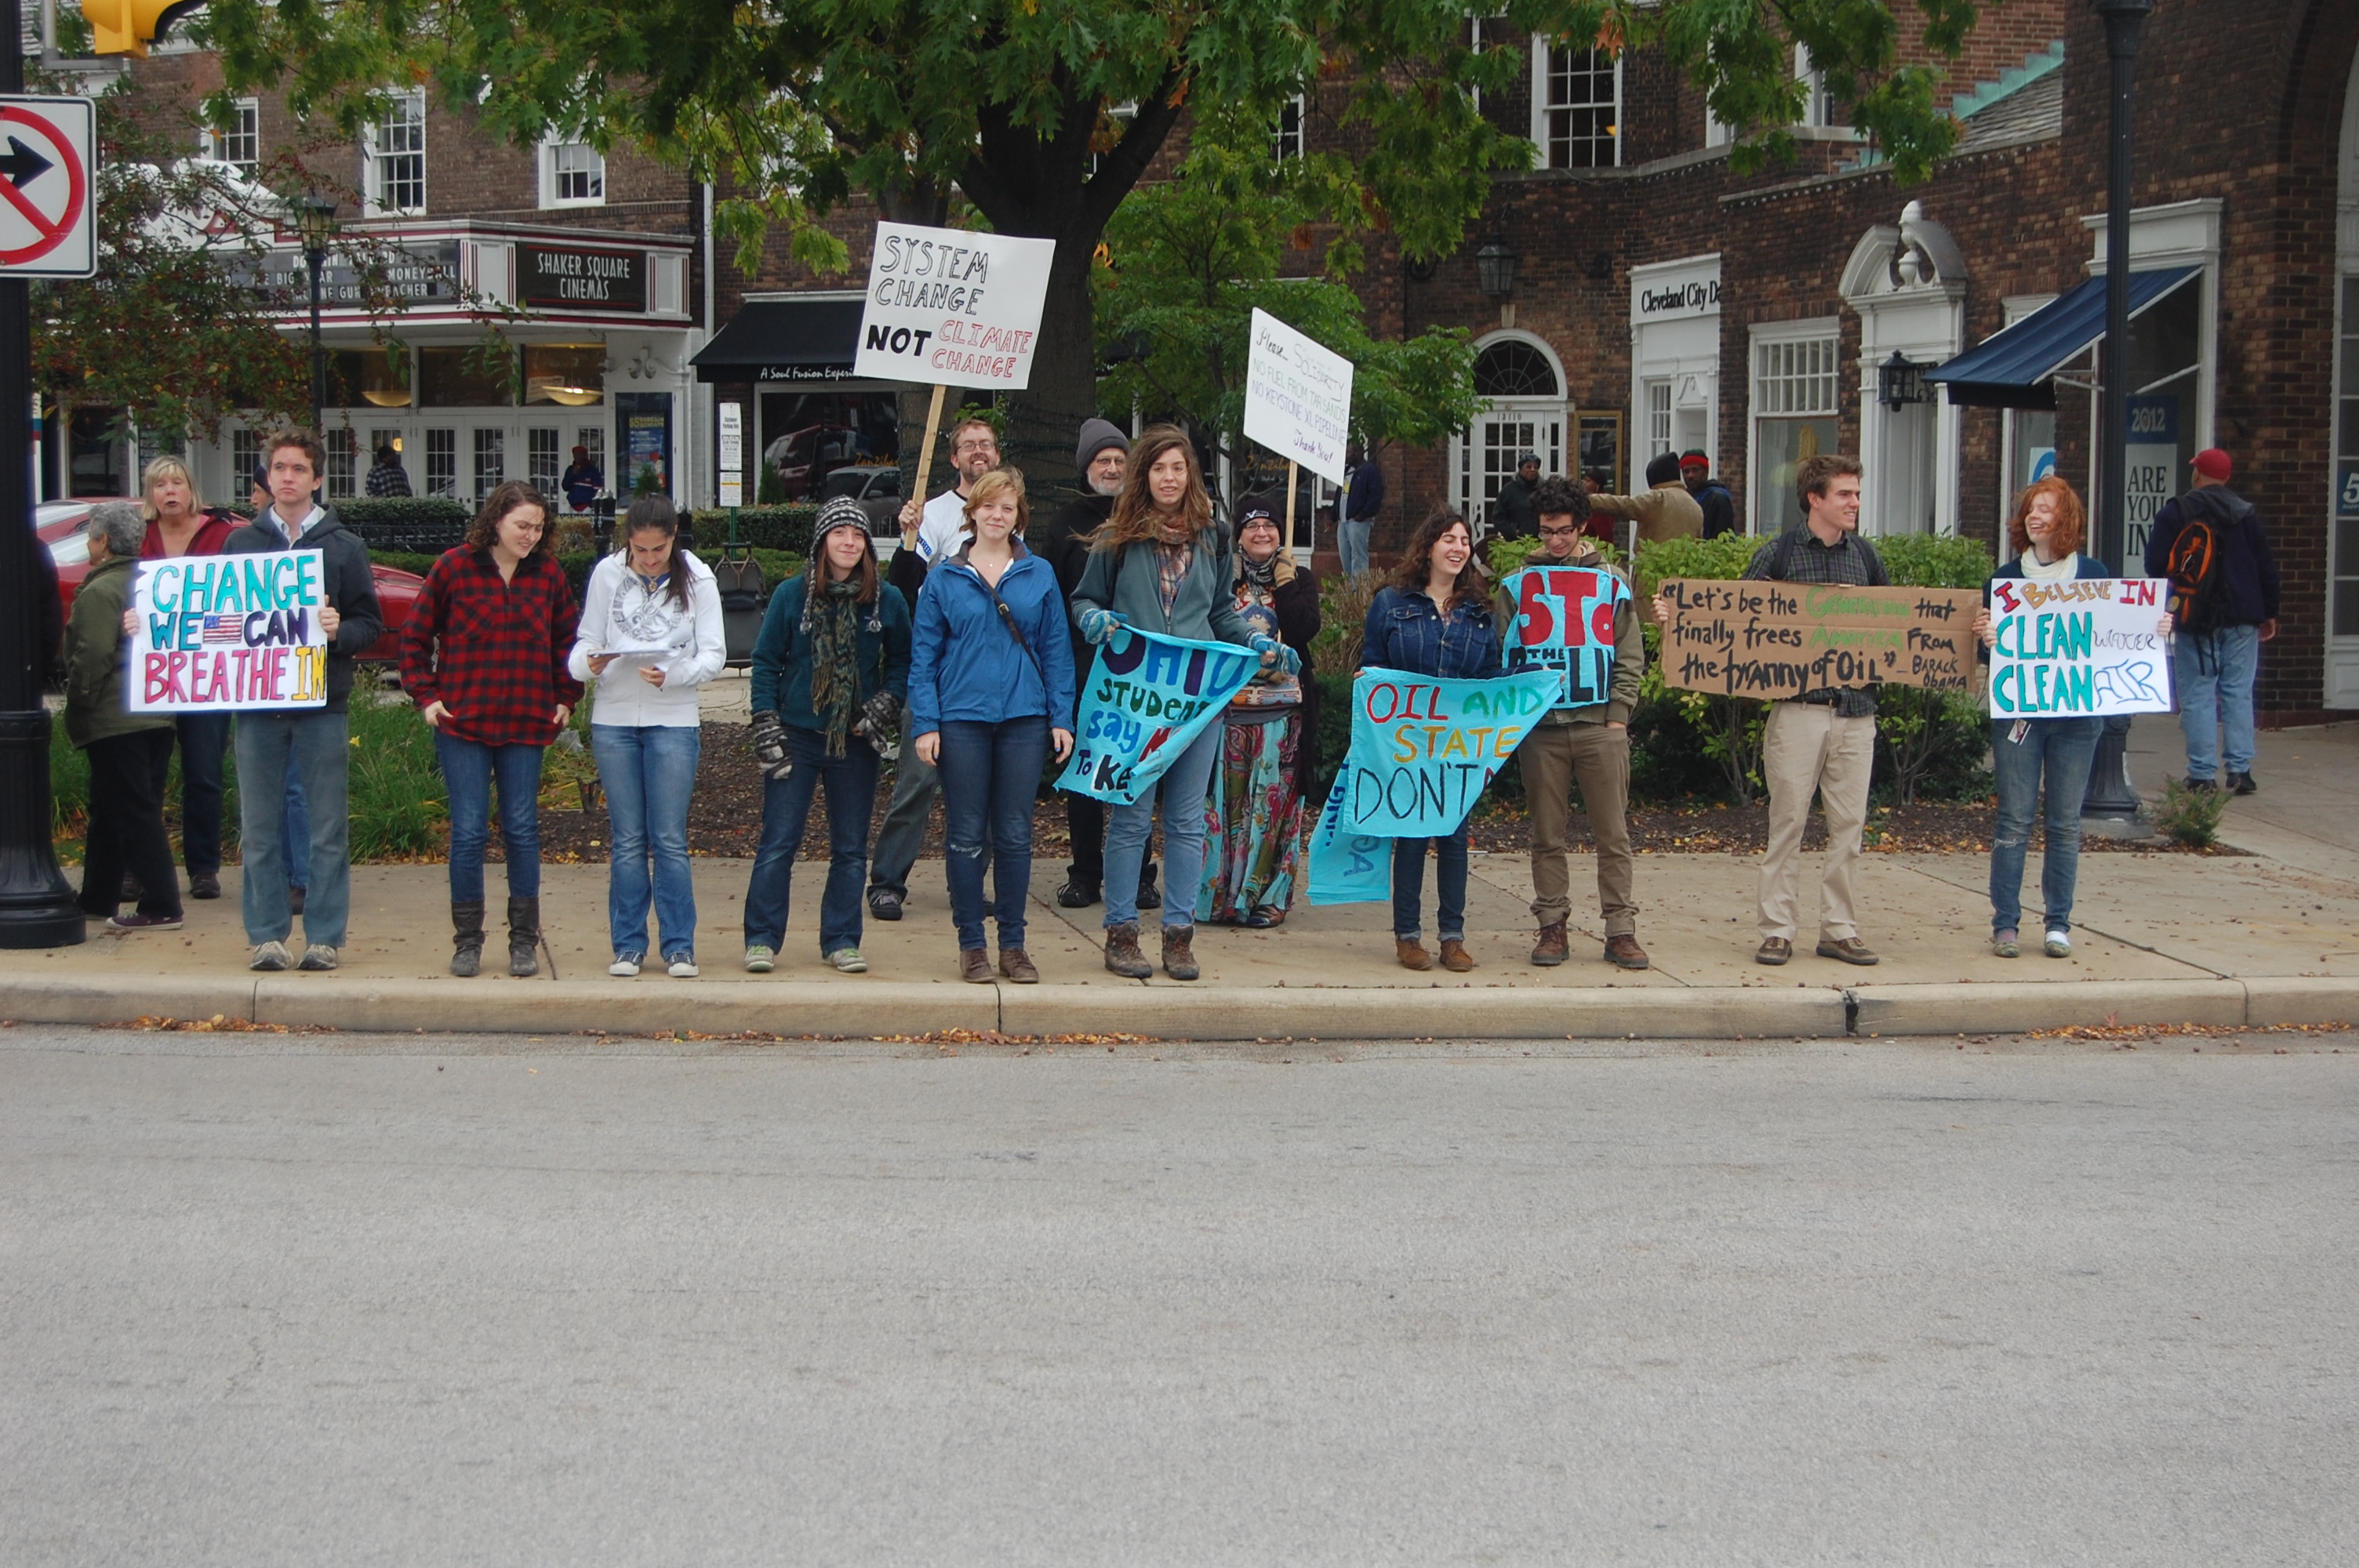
1438, 938, 1474, 972
959, 948, 994, 983
1530, 921, 1568, 967
1605, 933, 1651, 970
1103, 923, 1153, 978
1161, 924, 1200, 981
998, 947, 1039, 984
1396, 938, 1434, 971
507, 895, 541, 978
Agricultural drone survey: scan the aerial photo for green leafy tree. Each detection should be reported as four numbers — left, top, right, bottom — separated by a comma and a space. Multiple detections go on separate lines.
198, 1, 1986, 454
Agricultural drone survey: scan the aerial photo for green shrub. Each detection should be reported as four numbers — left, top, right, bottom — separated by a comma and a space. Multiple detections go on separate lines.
685, 505, 819, 552
340, 698, 449, 860
49, 710, 86, 840
2154, 778, 2227, 848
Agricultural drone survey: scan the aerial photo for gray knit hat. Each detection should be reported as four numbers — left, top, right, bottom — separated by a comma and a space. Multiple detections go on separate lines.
810, 494, 871, 555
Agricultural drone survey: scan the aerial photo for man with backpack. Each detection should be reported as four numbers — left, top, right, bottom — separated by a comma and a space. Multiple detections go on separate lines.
2145, 448, 2280, 795
1681, 450, 1739, 539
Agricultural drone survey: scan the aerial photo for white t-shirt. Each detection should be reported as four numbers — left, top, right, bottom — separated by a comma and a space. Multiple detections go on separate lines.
566, 550, 727, 727
912, 487, 971, 566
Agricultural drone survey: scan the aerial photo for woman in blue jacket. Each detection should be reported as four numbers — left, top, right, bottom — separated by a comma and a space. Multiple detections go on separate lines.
1363, 506, 1502, 973
908, 467, 1076, 984
743, 497, 912, 975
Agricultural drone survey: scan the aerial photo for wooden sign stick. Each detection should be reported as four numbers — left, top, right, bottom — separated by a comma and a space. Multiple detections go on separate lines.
905, 383, 949, 543
1284, 459, 1299, 554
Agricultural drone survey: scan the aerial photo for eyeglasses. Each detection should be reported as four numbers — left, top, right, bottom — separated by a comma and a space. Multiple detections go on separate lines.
953, 438, 998, 455
1536, 524, 1581, 539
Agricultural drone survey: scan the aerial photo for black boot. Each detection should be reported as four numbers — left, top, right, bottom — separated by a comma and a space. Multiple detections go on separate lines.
507, 895, 541, 978
450, 900, 485, 978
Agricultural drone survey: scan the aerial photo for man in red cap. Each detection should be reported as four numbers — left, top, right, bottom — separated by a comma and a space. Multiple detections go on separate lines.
1679, 450, 1737, 539
562, 445, 605, 513
2145, 447, 2280, 794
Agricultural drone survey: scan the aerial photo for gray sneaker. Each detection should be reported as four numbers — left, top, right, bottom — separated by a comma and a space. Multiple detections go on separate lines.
249, 940, 292, 971
743, 945, 776, 973
298, 943, 339, 971
827, 946, 868, 973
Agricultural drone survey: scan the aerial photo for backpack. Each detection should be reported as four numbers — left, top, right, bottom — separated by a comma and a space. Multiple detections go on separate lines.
1765, 526, 1888, 586
2162, 503, 2230, 635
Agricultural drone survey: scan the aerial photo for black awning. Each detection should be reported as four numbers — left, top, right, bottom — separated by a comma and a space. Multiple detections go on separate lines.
692, 298, 867, 384
1924, 267, 2197, 409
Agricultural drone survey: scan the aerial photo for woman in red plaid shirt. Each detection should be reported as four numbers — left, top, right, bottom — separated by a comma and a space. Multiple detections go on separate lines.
401, 481, 584, 978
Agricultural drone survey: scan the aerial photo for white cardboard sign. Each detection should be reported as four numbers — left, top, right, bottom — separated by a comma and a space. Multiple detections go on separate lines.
852, 222, 1056, 390
1986, 575, 2175, 718
129, 551, 330, 713
1241, 308, 1353, 485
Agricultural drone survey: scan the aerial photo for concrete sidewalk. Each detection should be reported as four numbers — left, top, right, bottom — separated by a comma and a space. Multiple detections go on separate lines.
9, 717, 2354, 1041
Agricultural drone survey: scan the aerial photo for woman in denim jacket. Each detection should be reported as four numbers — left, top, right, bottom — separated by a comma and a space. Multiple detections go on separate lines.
1362, 506, 1501, 972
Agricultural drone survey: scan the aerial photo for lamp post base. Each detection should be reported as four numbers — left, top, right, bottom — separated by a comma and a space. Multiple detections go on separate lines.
2081, 713, 2154, 839
0, 710, 87, 949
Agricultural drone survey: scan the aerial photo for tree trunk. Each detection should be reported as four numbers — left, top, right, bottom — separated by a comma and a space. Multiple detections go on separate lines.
999, 241, 1103, 503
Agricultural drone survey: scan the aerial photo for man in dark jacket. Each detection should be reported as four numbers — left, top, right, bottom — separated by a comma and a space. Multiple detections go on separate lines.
64, 503, 181, 931
1339, 444, 1384, 579
1490, 450, 1543, 540
224, 428, 383, 972
2144, 447, 2281, 794
1681, 450, 1738, 539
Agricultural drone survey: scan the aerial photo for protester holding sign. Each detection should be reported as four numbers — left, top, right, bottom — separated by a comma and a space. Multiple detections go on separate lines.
401, 482, 583, 979
1496, 476, 1648, 969
135, 456, 241, 903
224, 430, 382, 974
908, 469, 1074, 984
572, 496, 727, 978
1363, 507, 1503, 972
1073, 426, 1292, 981
67, 504, 180, 932
1036, 419, 1137, 910
1972, 477, 2172, 959
1199, 495, 1321, 928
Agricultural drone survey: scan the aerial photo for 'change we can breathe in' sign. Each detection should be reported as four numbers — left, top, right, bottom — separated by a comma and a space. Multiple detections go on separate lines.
130, 551, 329, 712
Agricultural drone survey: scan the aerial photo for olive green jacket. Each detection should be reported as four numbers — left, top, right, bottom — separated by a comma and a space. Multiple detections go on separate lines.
64, 554, 169, 749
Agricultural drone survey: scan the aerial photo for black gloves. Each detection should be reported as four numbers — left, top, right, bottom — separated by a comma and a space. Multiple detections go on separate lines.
853, 691, 903, 760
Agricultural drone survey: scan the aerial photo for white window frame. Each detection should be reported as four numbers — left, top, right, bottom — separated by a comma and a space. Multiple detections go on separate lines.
1530, 38, 1620, 170
1452, 328, 1568, 535
201, 97, 260, 176
540, 137, 606, 209
1272, 93, 1306, 162
1747, 318, 1842, 535
1643, 379, 1673, 461
362, 87, 427, 217
1794, 44, 1833, 129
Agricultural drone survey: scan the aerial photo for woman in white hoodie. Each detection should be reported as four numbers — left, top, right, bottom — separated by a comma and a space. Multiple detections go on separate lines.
569, 497, 727, 976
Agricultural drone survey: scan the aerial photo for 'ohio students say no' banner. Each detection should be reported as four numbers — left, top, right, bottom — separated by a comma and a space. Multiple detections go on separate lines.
130, 550, 329, 713
1057, 626, 1260, 805
1656, 578, 1978, 699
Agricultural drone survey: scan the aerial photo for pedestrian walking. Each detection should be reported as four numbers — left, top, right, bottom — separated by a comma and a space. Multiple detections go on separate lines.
1339, 442, 1385, 579
571, 495, 726, 978
742, 496, 912, 975
65, 503, 181, 932
135, 456, 240, 902
401, 481, 583, 978
1499, 476, 1648, 970
1072, 426, 1292, 981
364, 443, 412, 497
1198, 494, 1321, 927
2145, 448, 2280, 794
907, 468, 1074, 984
1363, 506, 1501, 973
1975, 477, 2172, 958
225, 430, 382, 973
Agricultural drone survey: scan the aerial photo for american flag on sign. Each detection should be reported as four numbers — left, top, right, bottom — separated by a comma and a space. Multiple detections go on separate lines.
201, 615, 244, 646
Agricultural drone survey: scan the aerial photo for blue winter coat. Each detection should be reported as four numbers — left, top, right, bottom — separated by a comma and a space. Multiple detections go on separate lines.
909, 542, 1077, 735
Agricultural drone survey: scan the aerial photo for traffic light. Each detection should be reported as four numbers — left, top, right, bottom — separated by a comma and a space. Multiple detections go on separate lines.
80, 0, 202, 58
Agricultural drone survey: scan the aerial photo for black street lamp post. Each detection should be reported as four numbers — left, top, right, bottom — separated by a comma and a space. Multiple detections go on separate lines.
295, 195, 339, 433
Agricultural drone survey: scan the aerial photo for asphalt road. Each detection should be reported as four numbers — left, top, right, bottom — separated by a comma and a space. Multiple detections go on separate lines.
3, 1027, 2354, 1566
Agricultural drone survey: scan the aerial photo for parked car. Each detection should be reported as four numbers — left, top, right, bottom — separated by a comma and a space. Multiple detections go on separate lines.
762, 423, 860, 499
821, 465, 905, 532
41, 498, 423, 662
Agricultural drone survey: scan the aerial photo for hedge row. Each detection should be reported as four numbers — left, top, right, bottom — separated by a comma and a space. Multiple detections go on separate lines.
240, 499, 827, 556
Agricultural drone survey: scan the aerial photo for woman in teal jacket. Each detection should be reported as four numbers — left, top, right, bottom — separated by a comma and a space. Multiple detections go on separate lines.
742, 497, 912, 975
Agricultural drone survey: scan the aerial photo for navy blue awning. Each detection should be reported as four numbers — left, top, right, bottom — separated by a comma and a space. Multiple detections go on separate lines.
1925, 267, 2198, 409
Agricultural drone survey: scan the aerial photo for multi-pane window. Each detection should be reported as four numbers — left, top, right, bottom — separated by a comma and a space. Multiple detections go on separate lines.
231, 429, 263, 497
368, 89, 427, 215
425, 428, 457, 499
1272, 94, 1304, 162
1645, 380, 1673, 459
545, 141, 605, 206
1542, 45, 1618, 169
474, 428, 506, 501
325, 428, 358, 499
202, 99, 260, 176
529, 427, 562, 496
1752, 331, 1841, 533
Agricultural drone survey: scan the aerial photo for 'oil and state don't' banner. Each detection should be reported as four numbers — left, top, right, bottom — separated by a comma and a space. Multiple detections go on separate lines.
1501, 562, 1629, 708
1056, 626, 1261, 805
130, 550, 329, 713
1656, 578, 1978, 700
1306, 666, 1561, 906
1987, 575, 2174, 717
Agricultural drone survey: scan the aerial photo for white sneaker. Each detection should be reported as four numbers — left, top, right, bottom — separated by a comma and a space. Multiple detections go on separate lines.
2044, 929, 2072, 959
827, 946, 868, 973
667, 954, 700, 978
297, 943, 338, 971
608, 953, 643, 977
743, 946, 775, 973
249, 940, 291, 972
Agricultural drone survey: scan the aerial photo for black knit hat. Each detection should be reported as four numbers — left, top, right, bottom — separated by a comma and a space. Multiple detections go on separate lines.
810, 495, 871, 555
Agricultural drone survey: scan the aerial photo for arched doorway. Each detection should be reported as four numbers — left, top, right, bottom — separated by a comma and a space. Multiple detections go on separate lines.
1453, 332, 1566, 535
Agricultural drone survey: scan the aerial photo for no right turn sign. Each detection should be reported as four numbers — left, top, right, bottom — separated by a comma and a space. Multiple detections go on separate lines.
0, 97, 96, 279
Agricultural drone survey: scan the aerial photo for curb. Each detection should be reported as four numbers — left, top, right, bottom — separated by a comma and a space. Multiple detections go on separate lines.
5, 974, 2350, 1041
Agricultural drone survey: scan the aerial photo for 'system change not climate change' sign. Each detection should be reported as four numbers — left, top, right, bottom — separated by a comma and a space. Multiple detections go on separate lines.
1986, 576, 2174, 717
130, 551, 329, 713
852, 223, 1055, 388
1656, 579, 1978, 700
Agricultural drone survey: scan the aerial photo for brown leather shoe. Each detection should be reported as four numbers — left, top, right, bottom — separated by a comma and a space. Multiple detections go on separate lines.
1530, 921, 1569, 967
998, 948, 1039, 984
1755, 936, 1792, 966
1816, 936, 1881, 966
1103, 923, 1153, 978
1395, 938, 1434, 971
959, 948, 994, 983
1438, 938, 1474, 972
1605, 933, 1650, 970
1161, 924, 1200, 981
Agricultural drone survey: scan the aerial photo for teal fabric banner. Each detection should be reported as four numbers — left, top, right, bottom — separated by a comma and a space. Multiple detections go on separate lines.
1056, 625, 1259, 804
1499, 562, 1628, 708
1305, 665, 1561, 905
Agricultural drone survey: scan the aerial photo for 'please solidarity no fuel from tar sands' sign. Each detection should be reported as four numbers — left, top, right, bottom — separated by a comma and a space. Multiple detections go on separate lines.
130, 551, 329, 713
1656, 578, 1979, 700
1986, 576, 2174, 717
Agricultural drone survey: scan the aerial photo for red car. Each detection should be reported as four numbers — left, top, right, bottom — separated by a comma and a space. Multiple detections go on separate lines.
41, 498, 423, 662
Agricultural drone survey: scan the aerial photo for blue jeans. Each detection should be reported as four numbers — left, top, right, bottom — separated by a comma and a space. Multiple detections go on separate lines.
1989, 716, 2101, 936
1392, 824, 1470, 943
593, 724, 701, 962
1339, 517, 1373, 579
1104, 720, 1221, 931
2174, 624, 2260, 780
938, 717, 1047, 952
234, 710, 350, 946
743, 726, 879, 955
149, 712, 229, 877
435, 732, 546, 905
282, 771, 309, 891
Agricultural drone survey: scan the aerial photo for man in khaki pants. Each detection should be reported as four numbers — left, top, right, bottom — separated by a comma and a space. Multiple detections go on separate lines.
1742, 454, 1885, 967
1500, 476, 1648, 969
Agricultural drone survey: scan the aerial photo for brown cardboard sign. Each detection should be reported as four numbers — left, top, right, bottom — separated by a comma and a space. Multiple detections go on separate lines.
1656, 577, 1979, 699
